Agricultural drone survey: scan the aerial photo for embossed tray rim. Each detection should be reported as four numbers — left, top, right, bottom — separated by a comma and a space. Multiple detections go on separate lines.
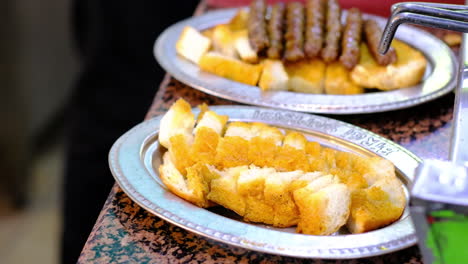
154, 8, 457, 114
109, 106, 422, 259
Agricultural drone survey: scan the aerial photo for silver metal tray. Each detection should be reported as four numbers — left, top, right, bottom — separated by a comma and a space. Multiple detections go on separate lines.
154, 8, 457, 114
109, 106, 421, 259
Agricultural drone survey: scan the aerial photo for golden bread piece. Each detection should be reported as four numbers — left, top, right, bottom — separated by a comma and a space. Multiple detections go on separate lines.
248, 136, 279, 168
358, 157, 397, 186
288, 172, 327, 192
199, 52, 263, 86
201, 28, 214, 40
351, 40, 427, 90
226, 122, 284, 143
258, 60, 289, 91
247, 123, 284, 167
224, 121, 254, 140
347, 177, 405, 233
194, 110, 228, 135
325, 62, 364, 95
158, 99, 406, 235
250, 122, 284, 145
306, 141, 322, 156
159, 152, 209, 207
238, 166, 276, 224
176, 26, 211, 64
234, 30, 259, 63
195, 103, 209, 122
228, 9, 249, 31
211, 24, 238, 58
443, 33, 462, 46
185, 163, 212, 207
207, 166, 249, 215
159, 99, 195, 149
169, 134, 194, 175
283, 131, 307, 150
190, 110, 228, 165
272, 145, 310, 172
264, 170, 304, 227
215, 136, 250, 168
285, 59, 326, 94
190, 127, 220, 165
294, 183, 351, 235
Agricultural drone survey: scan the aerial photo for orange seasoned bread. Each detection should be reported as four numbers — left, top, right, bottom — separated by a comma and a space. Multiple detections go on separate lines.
199, 52, 264, 86
174, 1, 427, 95
350, 40, 427, 90
158, 99, 406, 235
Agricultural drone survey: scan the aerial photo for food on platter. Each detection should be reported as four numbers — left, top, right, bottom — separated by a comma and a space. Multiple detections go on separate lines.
199, 52, 263, 86
157, 99, 406, 235
351, 40, 427, 90
176, 26, 211, 64
174, 0, 427, 94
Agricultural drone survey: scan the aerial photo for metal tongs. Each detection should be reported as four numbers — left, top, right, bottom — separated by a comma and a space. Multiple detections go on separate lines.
379, 2, 468, 264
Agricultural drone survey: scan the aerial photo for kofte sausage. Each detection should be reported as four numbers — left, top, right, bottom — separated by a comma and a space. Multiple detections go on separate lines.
339, 8, 363, 70
284, 2, 305, 62
321, 0, 342, 63
248, 0, 269, 53
267, 3, 286, 59
304, 0, 326, 58
364, 19, 397, 66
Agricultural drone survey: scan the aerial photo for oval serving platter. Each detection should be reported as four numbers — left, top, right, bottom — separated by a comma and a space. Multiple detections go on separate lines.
154, 8, 457, 115
109, 106, 421, 259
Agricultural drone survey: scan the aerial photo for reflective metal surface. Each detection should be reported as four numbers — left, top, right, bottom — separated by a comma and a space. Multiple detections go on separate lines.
154, 9, 457, 114
109, 106, 421, 259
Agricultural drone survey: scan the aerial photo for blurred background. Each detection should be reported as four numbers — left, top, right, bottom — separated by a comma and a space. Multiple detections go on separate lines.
0, 0, 76, 263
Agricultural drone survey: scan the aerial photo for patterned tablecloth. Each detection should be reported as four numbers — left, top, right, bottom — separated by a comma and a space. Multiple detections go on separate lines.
78, 1, 458, 263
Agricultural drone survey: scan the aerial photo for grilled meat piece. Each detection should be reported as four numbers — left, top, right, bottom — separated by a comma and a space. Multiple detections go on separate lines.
321, 0, 342, 63
248, 0, 269, 53
304, 0, 326, 58
284, 2, 306, 62
267, 3, 286, 59
339, 8, 363, 70
364, 19, 397, 66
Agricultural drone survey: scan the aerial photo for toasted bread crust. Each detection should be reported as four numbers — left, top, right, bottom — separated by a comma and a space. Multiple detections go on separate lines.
158, 99, 406, 234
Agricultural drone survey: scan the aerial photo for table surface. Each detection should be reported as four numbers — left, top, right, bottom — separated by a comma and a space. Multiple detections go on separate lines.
78, 1, 458, 263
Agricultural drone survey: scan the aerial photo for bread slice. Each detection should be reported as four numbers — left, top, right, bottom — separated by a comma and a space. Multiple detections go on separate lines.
347, 177, 405, 233
272, 135, 310, 172
207, 166, 249, 216
350, 40, 427, 90
176, 26, 211, 64
215, 135, 250, 168
264, 170, 304, 227
159, 152, 209, 207
194, 110, 228, 135
248, 136, 279, 168
224, 121, 253, 140
250, 122, 284, 145
234, 30, 259, 63
228, 9, 249, 31
159, 99, 195, 149
190, 110, 228, 165
359, 157, 397, 186
294, 183, 351, 235
199, 52, 263, 86
211, 24, 238, 58
325, 62, 364, 95
258, 60, 289, 91
285, 59, 326, 94
237, 166, 276, 224
283, 131, 308, 150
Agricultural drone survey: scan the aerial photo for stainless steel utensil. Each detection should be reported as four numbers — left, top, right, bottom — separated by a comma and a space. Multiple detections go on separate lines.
380, 2, 468, 263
